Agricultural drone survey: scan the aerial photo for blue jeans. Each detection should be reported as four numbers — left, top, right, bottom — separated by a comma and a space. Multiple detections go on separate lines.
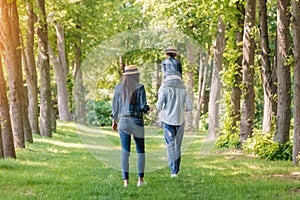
118, 117, 145, 180
163, 122, 184, 175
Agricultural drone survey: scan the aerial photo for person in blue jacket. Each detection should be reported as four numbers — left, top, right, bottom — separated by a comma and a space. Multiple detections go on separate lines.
157, 46, 193, 177
161, 46, 182, 80
111, 65, 150, 188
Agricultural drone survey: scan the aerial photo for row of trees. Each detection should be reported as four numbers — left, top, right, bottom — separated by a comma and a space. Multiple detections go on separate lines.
0, 0, 144, 158
1, 0, 300, 164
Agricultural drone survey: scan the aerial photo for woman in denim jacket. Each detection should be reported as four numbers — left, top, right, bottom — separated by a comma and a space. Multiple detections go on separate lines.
111, 65, 150, 188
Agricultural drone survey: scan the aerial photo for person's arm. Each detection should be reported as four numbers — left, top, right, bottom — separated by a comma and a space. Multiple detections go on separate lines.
156, 87, 166, 111
139, 85, 150, 114
111, 86, 120, 131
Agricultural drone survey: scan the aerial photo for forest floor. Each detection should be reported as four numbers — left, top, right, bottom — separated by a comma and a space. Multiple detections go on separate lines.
1, 121, 300, 200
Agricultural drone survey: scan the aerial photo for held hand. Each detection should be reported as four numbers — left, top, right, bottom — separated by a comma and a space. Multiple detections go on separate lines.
112, 120, 118, 131
149, 105, 154, 111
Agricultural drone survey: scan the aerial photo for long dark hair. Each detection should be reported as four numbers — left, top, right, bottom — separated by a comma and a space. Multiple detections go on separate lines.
122, 74, 139, 105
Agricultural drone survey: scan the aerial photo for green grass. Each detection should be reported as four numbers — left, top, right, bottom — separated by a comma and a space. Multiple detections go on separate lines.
1, 121, 300, 200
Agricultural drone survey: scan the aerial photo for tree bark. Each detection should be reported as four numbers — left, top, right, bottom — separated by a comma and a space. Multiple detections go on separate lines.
119, 55, 125, 77
240, 0, 256, 143
36, 0, 52, 137
195, 47, 209, 131
230, 2, 244, 135
22, 87, 33, 143
274, 0, 291, 144
73, 42, 86, 124
186, 43, 196, 131
195, 51, 204, 131
52, 22, 71, 121
208, 20, 226, 141
0, 0, 25, 148
0, 54, 16, 158
0, 126, 3, 159
25, 0, 39, 135
292, 0, 300, 165
21, 74, 33, 143
51, 100, 57, 132
156, 59, 162, 97
259, 0, 277, 134
20, 23, 33, 143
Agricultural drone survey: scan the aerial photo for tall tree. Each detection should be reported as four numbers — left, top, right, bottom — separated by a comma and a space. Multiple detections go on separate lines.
274, 0, 291, 144
36, 0, 52, 137
240, 0, 256, 143
20, 54, 33, 143
229, 2, 244, 136
72, 6, 86, 125
73, 40, 86, 124
25, 0, 39, 135
195, 47, 210, 131
292, 0, 300, 165
195, 51, 204, 131
186, 42, 196, 131
20, 9, 33, 143
208, 19, 226, 140
51, 22, 71, 121
0, 0, 25, 148
259, 0, 277, 134
0, 53, 16, 158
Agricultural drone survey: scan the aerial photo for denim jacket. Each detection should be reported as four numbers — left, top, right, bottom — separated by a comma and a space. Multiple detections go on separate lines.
112, 83, 150, 122
156, 79, 193, 126
161, 57, 182, 79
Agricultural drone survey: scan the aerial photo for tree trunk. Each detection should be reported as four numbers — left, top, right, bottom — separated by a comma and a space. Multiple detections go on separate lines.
22, 87, 33, 143
0, 0, 25, 148
36, 0, 52, 137
0, 54, 16, 158
51, 100, 57, 132
0, 126, 3, 159
119, 55, 125, 77
274, 0, 291, 144
208, 20, 226, 141
195, 47, 210, 131
186, 43, 196, 131
21, 81, 33, 143
52, 22, 71, 121
240, 0, 256, 143
203, 59, 214, 114
230, 2, 244, 135
20, 26, 33, 143
259, 0, 277, 134
156, 59, 162, 97
195, 51, 204, 131
25, 0, 39, 135
73, 43, 86, 124
292, 0, 300, 165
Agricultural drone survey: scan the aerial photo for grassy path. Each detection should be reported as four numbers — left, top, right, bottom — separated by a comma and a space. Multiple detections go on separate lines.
1, 121, 300, 199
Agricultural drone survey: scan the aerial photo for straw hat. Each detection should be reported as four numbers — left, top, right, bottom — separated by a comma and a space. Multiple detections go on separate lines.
123, 65, 140, 75
165, 46, 178, 55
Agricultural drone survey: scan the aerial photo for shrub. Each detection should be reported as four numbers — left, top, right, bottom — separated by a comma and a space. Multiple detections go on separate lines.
86, 100, 112, 127
243, 131, 292, 161
216, 131, 241, 149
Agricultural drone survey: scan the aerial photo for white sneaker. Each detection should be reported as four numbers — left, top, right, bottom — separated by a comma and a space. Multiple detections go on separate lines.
137, 181, 147, 187
170, 174, 178, 178
124, 183, 129, 188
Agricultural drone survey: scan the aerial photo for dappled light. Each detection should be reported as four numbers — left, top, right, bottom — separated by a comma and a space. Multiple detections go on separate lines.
73, 121, 200, 172
1, 0, 300, 199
